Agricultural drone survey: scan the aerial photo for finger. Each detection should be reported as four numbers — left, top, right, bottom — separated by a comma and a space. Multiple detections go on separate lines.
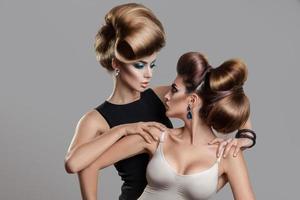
223, 143, 235, 158
233, 145, 241, 157
222, 139, 234, 158
209, 138, 224, 145
138, 128, 152, 143
142, 126, 160, 141
147, 122, 166, 131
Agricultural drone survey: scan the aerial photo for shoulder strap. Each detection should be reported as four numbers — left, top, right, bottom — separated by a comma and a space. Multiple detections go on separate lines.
217, 148, 225, 163
159, 131, 166, 143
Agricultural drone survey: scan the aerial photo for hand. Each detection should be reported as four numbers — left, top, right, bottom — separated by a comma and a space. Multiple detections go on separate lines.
123, 122, 166, 144
209, 137, 252, 158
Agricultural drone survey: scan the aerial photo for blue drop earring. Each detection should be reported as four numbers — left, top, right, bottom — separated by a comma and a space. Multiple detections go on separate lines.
187, 104, 192, 120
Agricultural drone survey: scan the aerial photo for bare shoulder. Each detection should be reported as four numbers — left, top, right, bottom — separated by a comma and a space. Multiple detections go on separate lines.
66, 110, 110, 153
151, 85, 170, 102
222, 148, 246, 172
82, 110, 109, 127
220, 146, 255, 199
77, 110, 110, 134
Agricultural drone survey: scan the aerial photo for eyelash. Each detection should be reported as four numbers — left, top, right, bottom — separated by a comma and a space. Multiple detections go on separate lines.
133, 63, 144, 69
133, 63, 156, 69
171, 87, 178, 93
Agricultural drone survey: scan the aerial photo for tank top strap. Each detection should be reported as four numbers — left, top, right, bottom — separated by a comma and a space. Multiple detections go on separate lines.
217, 147, 225, 163
159, 131, 166, 143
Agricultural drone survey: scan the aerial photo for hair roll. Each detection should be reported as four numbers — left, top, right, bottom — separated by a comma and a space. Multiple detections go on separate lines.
94, 3, 166, 71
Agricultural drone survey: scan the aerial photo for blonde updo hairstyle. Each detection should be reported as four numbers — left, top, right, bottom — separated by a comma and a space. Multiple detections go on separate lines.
94, 3, 166, 71
177, 52, 250, 133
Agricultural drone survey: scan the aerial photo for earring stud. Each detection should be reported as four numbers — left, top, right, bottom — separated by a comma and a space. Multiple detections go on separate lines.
115, 68, 120, 77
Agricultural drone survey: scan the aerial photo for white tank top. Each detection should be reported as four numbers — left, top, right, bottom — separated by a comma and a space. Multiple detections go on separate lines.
138, 132, 222, 200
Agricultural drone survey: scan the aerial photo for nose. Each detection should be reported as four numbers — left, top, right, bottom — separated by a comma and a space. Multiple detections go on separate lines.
164, 89, 170, 102
144, 65, 153, 79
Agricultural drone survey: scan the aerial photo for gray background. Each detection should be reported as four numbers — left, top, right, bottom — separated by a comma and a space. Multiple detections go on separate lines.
1, 0, 299, 199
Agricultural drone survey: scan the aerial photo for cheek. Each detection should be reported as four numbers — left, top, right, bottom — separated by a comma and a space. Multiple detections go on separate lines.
121, 67, 143, 84
168, 96, 187, 116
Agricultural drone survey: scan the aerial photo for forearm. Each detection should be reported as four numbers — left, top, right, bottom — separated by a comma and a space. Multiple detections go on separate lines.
73, 134, 149, 200
65, 125, 126, 173
78, 166, 99, 200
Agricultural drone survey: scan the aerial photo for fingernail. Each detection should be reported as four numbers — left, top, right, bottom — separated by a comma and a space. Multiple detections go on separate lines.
155, 137, 159, 140
223, 154, 226, 158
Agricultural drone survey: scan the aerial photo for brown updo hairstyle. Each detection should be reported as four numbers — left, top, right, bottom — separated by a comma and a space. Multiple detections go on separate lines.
177, 52, 250, 133
94, 3, 166, 71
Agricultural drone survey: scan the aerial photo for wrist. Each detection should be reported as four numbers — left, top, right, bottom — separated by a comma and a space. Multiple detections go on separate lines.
242, 137, 254, 148
235, 128, 257, 149
114, 125, 128, 138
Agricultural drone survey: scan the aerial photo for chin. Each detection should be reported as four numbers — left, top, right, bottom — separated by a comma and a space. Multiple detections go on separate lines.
139, 85, 150, 92
138, 87, 147, 92
131, 86, 146, 93
165, 110, 173, 118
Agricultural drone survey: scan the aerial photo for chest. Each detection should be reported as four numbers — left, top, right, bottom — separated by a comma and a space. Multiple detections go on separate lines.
145, 143, 219, 200
162, 142, 218, 175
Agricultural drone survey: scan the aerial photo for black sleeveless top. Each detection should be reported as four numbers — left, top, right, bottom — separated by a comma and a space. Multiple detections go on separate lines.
95, 88, 173, 200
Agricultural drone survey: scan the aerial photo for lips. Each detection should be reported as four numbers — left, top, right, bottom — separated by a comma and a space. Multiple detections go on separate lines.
141, 82, 149, 88
165, 103, 169, 109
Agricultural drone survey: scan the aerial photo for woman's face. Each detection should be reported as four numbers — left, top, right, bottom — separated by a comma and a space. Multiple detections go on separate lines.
164, 75, 190, 119
118, 52, 157, 92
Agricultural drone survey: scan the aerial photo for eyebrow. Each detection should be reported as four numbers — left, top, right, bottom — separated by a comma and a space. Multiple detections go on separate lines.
138, 59, 156, 64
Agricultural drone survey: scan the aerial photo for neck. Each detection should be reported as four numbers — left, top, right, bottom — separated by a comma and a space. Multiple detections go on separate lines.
181, 114, 216, 145
108, 77, 141, 104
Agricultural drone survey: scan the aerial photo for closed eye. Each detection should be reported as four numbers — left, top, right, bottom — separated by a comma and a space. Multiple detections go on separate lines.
171, 83, 178, 93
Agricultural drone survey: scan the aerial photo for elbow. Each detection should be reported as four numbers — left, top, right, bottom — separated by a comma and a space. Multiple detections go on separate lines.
64, 156, 80, 174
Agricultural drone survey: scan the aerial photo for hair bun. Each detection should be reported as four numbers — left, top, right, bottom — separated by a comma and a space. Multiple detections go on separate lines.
200, 59, 250, 133
209, 59, 248, 92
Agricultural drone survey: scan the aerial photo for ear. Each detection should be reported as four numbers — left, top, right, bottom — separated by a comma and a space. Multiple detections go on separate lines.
111, 58, 119, 70
188, 93, 202, 108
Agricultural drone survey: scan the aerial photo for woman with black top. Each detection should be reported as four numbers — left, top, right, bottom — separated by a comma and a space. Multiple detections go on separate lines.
64, 3, 256, 200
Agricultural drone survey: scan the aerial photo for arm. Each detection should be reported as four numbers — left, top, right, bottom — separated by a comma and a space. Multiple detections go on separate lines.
76, 132, 159, 200
217, 174, 228, 192
64, 110, 127, 173
88, 133, 157, 171
222, 148, 255, 200
64, 110, 164, 173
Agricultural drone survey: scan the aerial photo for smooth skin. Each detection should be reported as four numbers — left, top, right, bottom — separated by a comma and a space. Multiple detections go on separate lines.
64, 53, 254, 200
